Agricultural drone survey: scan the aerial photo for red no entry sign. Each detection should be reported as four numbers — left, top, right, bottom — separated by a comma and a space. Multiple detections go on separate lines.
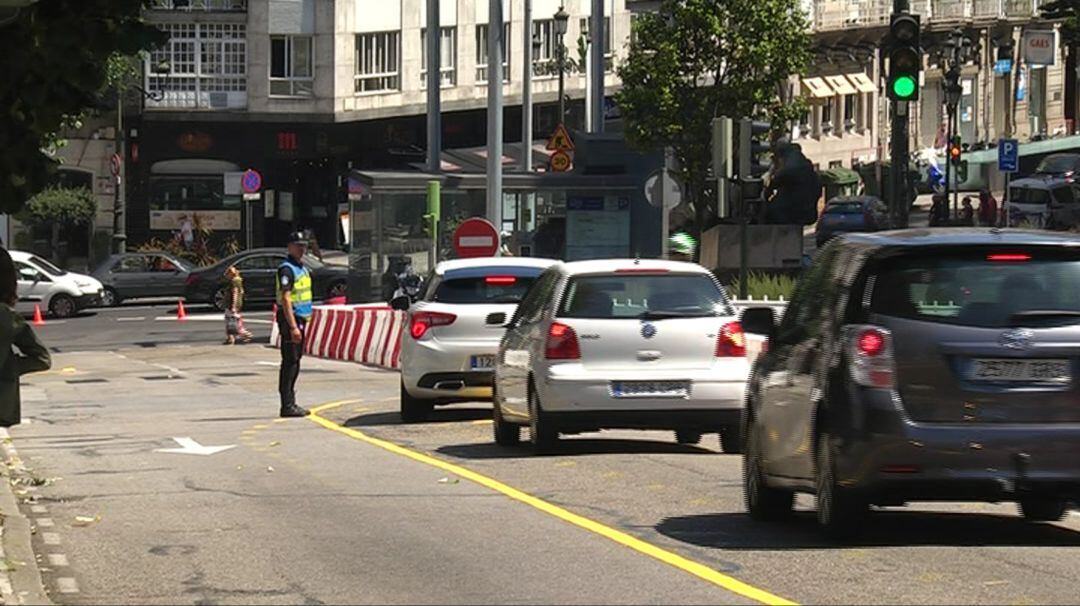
453, 217, 499, 258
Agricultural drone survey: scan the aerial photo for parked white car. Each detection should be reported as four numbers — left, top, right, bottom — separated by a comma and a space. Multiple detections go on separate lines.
493, 259, 750, 454
396, 256, 559, 422
13, 251, 104, 318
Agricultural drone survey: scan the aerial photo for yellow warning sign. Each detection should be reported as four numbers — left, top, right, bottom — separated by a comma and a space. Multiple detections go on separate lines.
550, 150, 572, 172
546, 123, 575, 152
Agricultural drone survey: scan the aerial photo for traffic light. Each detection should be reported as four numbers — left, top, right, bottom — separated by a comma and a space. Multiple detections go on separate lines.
738, 118, 771, 179
888, 13, 921, 101
948, 136, 962, 166
424, 180, 440, 238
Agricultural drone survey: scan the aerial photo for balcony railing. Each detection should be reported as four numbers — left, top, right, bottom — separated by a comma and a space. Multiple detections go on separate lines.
812, 0, 1045, 30
149, 0, 247, 11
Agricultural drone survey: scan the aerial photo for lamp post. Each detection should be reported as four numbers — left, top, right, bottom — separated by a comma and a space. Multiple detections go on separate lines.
554, 5, 569, 125
113, 66, 166, 254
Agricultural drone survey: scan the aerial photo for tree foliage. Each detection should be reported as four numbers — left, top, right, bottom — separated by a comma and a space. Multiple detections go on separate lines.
616, 0, 811, 235
24, 187, 97, 227
1042, 0, 1080, 45
0, 1, 163, 215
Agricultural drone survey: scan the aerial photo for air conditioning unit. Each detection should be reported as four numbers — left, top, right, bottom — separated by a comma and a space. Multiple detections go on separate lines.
209, 92, 228, 109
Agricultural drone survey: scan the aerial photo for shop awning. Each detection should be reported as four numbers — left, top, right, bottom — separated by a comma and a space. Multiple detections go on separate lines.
847, 72, 877, 93
825, 75, 857, 96
802, 77, 834, 98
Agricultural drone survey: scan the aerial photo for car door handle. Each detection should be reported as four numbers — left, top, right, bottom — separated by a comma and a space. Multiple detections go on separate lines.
637, 350, 662, 361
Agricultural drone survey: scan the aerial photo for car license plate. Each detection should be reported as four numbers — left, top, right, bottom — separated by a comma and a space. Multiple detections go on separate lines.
470, 355, 496, 370
970, 359, 1072, 383
611, 381, 690, 398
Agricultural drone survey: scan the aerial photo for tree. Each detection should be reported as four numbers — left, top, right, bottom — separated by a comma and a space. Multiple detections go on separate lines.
0, 1, 163, 215
616, 0, 811, 236
22, 187, 97, 264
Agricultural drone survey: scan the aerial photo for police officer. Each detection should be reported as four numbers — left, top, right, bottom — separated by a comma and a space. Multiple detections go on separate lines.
276, 232, 314, 417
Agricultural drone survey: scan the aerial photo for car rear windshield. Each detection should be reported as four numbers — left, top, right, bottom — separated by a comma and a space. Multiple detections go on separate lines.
827, 202, 864, 214
431, 268, 543, 304
1009, 187, 1052, 205
869, 248, 1080, 328
1036, 155, 1080, 174
558, 273, 733, 319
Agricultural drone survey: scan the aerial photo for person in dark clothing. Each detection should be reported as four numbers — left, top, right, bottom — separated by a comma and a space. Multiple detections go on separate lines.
961, 197, 975, 226
764, 142, 821, 225
0, 247, 51, 425
276, 232, 314, 418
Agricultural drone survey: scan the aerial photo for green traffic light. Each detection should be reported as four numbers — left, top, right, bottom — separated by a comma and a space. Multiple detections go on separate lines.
892, 75, 917, 99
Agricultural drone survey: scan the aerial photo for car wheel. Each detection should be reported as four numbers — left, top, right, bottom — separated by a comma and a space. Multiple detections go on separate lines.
399, 380, 433, 423
743, 420, 793, 521
49, 294, 76, 319
492, 388, 521, 447
1018, 497, 1068, 522
212, 286, 229, 312
674, 430, 702, 445
528, 385, 557, 455
815, 432, 866, 538
719, 425, 744, 454
101, 287, 121, 307
327, 280, 347, 300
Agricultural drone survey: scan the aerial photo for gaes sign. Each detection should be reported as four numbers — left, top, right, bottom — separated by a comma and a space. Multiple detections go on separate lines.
1023, 30, 1056, 66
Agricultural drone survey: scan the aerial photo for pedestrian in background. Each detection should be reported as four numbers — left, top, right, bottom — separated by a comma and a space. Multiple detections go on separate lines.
0, 247, 51, 426
276, 232, 314, 418
222, 265, 252, 345
961, 197, 975, 226
977, 190, 998, 227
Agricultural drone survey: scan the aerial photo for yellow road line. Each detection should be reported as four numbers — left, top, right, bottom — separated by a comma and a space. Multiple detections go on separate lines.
307, 400, 795, 606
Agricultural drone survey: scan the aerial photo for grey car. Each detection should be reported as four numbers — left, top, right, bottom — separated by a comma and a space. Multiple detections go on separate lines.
92, 253, 192, 306
741, 229, 1080, 537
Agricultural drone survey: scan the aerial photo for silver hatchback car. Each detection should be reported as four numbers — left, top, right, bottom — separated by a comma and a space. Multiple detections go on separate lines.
493, 259, 751, 454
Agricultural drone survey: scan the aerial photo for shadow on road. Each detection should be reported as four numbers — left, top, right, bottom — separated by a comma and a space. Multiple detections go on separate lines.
344, 407, 491, 427
437, 437, 717, 460
656, 510, 1080, 550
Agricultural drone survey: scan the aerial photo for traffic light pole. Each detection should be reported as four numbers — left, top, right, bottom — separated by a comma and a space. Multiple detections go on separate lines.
890, 101, 910, 227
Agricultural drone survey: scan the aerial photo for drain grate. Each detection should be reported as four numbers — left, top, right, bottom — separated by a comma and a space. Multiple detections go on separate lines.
141, 375, 181, 381
212, 372, 259, 378
65, 379, 107, 385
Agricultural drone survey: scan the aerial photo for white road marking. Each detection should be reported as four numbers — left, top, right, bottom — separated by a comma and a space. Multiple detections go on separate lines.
47, 554, 69, 567
42, 533, 61, 546
55, 577, 79, 594
30, 505, 47, 514
35, 518, 54, 528
155, 437, 236, 456
116, 317, 146, 322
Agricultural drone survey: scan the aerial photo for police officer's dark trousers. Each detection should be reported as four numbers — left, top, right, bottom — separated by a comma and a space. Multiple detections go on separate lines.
278, 318, 306, 410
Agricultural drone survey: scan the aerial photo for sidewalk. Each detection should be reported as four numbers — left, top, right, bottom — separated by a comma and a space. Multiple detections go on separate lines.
0, 429, 53, 606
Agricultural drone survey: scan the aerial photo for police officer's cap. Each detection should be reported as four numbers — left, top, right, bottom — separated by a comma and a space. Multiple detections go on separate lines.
287, 231, 309, 245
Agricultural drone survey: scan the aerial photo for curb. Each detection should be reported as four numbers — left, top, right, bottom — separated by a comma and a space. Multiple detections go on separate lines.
0, 429, 53, 606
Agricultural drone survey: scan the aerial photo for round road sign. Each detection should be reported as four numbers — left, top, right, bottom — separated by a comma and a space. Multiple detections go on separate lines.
550, 150, 572, 173
241, 169, 263, 194
110, 153, 122, 177
453, 217, 500, 258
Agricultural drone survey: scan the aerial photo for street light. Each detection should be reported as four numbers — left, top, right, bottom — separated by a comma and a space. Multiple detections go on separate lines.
554, 5, 569, 125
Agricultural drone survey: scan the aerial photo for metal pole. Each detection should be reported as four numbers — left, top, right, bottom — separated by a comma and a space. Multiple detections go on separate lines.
486, 0, 505, 232
590, 0, 604, 133
113, 87, 126, 254
522, 0, 533, 172
945, 105, 953, 219
557, 32, 566, 124
891, 100, 910, 227
952, 104, 959, 218
426, 0, 441, 173
738, 193, 749, 300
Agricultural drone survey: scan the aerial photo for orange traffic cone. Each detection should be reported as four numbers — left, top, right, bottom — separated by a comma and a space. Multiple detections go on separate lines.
32, 305, 45, 326
176, 300, 187, 321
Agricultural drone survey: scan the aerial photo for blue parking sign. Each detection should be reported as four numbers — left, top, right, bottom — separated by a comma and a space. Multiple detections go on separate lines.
998, 138, 1019, 173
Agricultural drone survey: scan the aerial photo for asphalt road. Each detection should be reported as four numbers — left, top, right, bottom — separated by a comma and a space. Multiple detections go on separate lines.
15, 313, 1080, 605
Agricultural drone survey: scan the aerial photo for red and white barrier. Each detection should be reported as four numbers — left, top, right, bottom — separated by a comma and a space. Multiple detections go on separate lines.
270, 304, 405, 370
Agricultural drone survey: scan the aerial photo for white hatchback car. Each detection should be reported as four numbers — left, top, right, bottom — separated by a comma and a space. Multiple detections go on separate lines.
12, 251, 104, 318
493, 259, 750, 454
398, 257, 558, 422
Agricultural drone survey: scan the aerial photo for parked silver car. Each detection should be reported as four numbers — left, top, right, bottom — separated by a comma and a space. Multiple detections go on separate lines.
492, 259, 751, 454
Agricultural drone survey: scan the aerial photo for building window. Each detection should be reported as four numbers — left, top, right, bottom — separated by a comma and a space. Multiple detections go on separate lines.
355, 31, 400, 93
269, 35, 313, 97
578, 17, 614, 72
532, 19, 555, 79
146, 22, 247, 109
821, 99, 835, 134
843, 94, 856, 132
150, 0, 247, 11
420, 27, 457, 88
476, 23, 510, 84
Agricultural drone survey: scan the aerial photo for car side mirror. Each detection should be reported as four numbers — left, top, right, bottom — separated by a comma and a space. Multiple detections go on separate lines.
485, 312, 507, 327
741, 307, 777, 338
390, 296, 411, 311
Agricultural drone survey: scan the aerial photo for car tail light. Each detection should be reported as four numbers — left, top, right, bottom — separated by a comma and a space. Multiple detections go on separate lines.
409, 311, 456, 340
485, 275, 517, 285
987, 253, 1031, 262
846, 325, 895, 389
716, 322, 746, 357
545, 322, 581, 360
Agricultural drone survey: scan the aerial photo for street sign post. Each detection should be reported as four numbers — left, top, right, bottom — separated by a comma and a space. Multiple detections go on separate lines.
453, 217, 500, 258
242, 169, 263, 201
550, 150, 572, 172
999, 138, 1019, 228
110, 153, 122, 179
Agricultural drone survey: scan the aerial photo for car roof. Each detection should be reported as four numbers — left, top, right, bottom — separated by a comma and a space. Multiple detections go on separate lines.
840, 228, 1080, 249
557, 259, 713, 276
434, 256, 558, 275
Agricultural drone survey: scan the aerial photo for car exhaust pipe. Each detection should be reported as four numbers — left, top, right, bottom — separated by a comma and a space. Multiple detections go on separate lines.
433, 380, 465, 391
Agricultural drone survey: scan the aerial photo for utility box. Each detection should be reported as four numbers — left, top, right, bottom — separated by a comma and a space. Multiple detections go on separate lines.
700, 224, 804, 271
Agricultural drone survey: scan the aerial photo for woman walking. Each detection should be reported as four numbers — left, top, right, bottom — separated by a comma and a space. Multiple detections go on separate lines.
0, 247, 50, 425
223, 266, 252, 345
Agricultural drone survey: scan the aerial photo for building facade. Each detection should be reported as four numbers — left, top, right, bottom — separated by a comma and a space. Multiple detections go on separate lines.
128, 0, 634, 251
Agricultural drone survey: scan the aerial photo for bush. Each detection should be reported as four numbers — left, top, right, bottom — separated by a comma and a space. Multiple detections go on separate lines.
728, 271, 797, 300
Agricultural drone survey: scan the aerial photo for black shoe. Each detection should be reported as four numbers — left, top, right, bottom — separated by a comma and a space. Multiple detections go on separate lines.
280, 406, 310, 418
